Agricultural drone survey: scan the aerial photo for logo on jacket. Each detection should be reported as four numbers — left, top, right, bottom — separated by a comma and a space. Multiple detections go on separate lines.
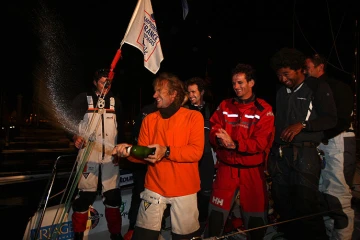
212, 196, 224, 206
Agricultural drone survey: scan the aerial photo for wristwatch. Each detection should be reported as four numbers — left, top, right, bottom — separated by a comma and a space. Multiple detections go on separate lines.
165, 146, 170, 158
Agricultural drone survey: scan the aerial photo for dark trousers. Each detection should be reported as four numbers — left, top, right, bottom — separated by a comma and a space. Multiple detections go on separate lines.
127, 164, 147, 230
269, 145, 328, 240
198, 151, 215, 222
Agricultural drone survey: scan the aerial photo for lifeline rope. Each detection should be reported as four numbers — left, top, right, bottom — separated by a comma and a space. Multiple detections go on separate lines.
191, 207, 345, 240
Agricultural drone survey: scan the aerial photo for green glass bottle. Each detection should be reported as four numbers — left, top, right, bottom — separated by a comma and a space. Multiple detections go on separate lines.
126, 145, 156, 159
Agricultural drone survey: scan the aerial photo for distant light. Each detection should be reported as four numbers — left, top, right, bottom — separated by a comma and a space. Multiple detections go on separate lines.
208, 35, 212, 39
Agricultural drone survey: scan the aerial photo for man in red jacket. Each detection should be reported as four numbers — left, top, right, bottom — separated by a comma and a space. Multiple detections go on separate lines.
204, 64, 274, 240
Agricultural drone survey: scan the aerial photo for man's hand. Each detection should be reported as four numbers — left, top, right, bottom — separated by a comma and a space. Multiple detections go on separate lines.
144, 144, 167, 163
280, 122, 303, 142
112, 143, 132, 158
215, 128, 236, 149
73, 135, 86, 149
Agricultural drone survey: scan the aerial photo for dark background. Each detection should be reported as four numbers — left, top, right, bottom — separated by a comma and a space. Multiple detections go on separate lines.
4, 0, 359, 125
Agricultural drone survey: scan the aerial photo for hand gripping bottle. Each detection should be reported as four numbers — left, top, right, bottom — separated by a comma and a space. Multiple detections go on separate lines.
126, 145, 156, 159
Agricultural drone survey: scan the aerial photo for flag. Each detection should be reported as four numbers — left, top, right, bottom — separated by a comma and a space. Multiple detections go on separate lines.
181, 0, 189, 20
121, 0, 163, 74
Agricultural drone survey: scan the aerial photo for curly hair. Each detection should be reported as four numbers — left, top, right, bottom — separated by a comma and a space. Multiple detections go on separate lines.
184, 77, 206, 92
270, 47, 306, 72
153, 72, 186, 109
231, 63, 256, 83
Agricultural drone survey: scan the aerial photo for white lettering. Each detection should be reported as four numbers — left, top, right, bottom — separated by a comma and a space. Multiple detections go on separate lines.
212, 196, 224, 206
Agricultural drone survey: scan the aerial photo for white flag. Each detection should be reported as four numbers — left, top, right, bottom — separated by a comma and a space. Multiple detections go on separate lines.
181, 0, 189, 20
121, 0, 164, 74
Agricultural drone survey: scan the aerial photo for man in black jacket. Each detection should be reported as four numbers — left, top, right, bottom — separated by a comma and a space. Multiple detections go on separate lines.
269, 48, 337, 240
305, 54, 355, 240
184, 77, 216, 231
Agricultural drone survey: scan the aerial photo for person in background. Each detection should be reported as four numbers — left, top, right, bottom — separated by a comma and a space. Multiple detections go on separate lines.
305, 54, 355, 239
112, 72, 204, 240
269, 47, 337, 240
204, 64, 275, 240
184, 77, 216, 231
70, 69, 125, 240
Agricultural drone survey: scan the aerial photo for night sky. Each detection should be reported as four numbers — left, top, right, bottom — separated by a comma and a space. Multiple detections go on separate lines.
4, 0, 359, 122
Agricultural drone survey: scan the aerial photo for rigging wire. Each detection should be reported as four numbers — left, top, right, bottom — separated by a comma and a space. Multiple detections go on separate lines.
327, 62, 352, 75
292, 0, 296, 48
294, 13, 318, 54
325, 0, 345, 71
195, 206, 349, 240
292, 0, 352, 75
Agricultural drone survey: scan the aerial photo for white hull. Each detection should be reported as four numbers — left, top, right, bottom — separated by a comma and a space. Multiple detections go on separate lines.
23, 187, 132, 240
23, 171, 134, 240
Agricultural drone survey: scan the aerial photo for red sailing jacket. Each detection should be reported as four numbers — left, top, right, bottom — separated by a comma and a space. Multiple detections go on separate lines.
210, 97, 274, 167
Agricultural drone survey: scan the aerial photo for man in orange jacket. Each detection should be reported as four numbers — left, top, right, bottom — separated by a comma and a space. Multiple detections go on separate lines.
113, 72, 204, 240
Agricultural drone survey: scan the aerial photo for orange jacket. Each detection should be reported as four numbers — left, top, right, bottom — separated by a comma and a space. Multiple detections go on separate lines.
129, 107, 204, 197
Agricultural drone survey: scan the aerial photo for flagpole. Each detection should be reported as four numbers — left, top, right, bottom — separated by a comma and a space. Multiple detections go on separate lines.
120, 0, 142, 48
109, 0, 141, 78
108, 49, 122, 80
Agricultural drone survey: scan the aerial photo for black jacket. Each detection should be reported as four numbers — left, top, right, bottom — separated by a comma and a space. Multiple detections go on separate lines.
274, 76, 337, 144
319, 74, 354, 140
187, 102, 215, 153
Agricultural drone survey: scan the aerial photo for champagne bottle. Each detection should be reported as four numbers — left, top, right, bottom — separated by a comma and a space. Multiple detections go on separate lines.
126, 145, 156, 159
